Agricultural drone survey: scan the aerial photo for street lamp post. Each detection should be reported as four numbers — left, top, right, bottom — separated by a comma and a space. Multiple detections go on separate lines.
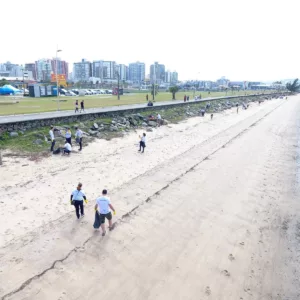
22, 66, 25, 96
56, 48, 62, 110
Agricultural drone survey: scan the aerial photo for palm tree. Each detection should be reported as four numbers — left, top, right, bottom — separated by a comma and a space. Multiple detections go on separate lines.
286, 79, 300, 93
169, 86, 179, 100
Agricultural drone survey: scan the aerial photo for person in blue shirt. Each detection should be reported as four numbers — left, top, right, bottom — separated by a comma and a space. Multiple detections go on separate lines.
70, 183, 87, 219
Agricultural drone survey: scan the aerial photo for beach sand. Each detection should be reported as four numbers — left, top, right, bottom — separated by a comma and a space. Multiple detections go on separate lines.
1, 96, 300, 299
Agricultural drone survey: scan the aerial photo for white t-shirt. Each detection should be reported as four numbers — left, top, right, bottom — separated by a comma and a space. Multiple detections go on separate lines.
49, 130, 55, 141
72, 189, 86, 201
64, 143, 72, 151
141, 136, 146, 143
96, 196, 111, 214
157, 114, 162, 120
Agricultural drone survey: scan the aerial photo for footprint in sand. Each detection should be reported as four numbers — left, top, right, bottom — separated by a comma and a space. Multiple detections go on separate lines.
228, 254, 235, 261
222, 270, 230, 277
205, 286, 211, 295
240, 242, 245, 246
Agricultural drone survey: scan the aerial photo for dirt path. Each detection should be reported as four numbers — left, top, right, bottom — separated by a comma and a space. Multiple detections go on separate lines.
1, 96, 300, 299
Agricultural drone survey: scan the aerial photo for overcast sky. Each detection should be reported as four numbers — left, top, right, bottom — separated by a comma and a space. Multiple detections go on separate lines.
1, 0, 299, 81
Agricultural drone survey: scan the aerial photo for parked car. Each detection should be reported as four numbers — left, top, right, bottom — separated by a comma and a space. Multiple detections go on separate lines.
65, 91, 76, 96
72, 89, 79, 95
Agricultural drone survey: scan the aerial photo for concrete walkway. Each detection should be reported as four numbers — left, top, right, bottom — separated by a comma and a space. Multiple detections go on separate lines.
0, 95, 250, 125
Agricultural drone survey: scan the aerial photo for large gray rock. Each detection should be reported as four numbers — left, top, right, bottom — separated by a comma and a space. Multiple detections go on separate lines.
88, 130, 98, 136
148, 121, 157, 127
10, 132, 18, 137
146, 127, 153, 132
93, 123, 99, 129
162, 119, 169, 125
129, 119, 138, 126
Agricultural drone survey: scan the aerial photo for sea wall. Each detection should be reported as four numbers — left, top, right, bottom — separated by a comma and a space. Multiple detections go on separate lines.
0, 94, 283, 134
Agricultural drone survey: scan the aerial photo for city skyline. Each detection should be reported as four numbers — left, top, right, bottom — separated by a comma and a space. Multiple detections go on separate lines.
1, 0, 299, 82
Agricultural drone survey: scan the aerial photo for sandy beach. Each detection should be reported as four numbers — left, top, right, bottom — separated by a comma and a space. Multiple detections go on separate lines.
1, 96, 300, 300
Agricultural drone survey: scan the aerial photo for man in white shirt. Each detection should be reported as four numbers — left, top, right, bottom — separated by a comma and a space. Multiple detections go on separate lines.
95, 189, 116, 236
63, 141, 72, 155
75, 127, 83, 151
70, 183, 87, 219
138, 133, 146, 153
157, 113, 162, 127
49, 125, 55, 152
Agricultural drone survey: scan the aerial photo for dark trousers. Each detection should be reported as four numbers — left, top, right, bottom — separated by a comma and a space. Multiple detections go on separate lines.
78, 138, 83, 150
74, 200, 84, 219
50, 140, 55, 151
66, 137, 72, 145
139, 141, 145, 152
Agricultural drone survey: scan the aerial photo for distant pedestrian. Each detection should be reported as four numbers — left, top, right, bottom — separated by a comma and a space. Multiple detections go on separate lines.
94, 189, 116, 236
236, 103, 239, 114
75, 127, 83, 151
201, 109, 205, 117
187, 95, 190, 101
146, 94, 149, 101
49, 125, 55, 152
80, 100, 85, 112
210, 114, 214, 120
138, 133, 146, 153
75, 100, 79, 113
184, 95, 187, 102
65, 128, 72, 145
157, 113, 162, 127
63, 141, 72, 155
70, 183, 87, 219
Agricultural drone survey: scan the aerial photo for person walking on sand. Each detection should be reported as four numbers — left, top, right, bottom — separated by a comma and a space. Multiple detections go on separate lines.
75, 127, 83, 151
184, 95, 186, 102
65, 127, 72, 145
157, 113, 162, 127
95, 189, 116, 236
80, 100, 85, 112
70, 183, 87, 219
49, 125, 55, 152
138, 133, 146, 153
75, 100, 79, 113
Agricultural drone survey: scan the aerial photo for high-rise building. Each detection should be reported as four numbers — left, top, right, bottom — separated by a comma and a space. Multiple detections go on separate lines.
51, 59, 69, 80
35, 59, 53, 81
102, 61, 116, 80
118, 64, 128, 81
128, 62, 145, 83
150, 62, 165, 84
25, 63, 37, 80
73, 59, 91, 82
92, 61, 104, 80
171, 71, 178, 83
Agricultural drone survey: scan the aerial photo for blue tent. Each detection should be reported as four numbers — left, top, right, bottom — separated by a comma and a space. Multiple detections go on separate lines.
0, 84, 22, 95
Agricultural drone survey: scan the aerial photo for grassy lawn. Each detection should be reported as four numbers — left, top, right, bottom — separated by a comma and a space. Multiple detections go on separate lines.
0, 90, 269, 116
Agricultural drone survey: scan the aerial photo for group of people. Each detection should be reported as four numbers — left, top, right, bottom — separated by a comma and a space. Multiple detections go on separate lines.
75, 100, 85, 113
49, 125, 83, 154
70, 183, 116, 236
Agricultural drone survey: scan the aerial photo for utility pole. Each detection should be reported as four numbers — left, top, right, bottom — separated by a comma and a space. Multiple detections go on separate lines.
56, 47, 62, 111
117, 71, 120, 100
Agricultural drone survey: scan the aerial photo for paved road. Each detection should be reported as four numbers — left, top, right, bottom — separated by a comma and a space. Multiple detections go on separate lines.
0, 95, 249, 124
